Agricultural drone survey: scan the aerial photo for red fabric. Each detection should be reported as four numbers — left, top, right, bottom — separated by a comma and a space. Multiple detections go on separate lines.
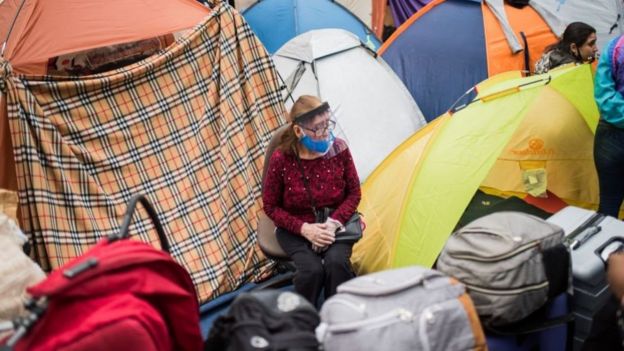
17, 295, 169, 351
14, 239, 202, 351
262, 143, 361, 234
523, 190, 568, 214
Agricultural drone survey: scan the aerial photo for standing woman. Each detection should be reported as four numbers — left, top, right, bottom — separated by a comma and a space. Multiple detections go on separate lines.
262, 95, 361, 304
594, 35, 624, 218
534, 22, 598, 74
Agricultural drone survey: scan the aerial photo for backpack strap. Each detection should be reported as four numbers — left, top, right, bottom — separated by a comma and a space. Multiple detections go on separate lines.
542, 243, 570, 298
109, 194, 170, 253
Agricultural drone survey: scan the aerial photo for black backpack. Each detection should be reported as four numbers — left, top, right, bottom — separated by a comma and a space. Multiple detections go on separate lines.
205, 290, 320, 351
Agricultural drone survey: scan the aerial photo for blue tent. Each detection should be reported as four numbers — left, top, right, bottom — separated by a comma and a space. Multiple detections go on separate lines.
243, 0, 381, 53
380, 0, 556, 121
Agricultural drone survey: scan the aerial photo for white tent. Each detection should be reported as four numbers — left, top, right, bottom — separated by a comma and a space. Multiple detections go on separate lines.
273, 29, 426, 181
529, 0, 624, 49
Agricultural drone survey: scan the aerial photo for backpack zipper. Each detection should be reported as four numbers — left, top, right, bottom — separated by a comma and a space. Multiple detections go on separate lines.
464, 281, 548, 295
326, 308, 414, 333
322, 298, 366, 314
418, 306, 440, 351
337, 272, 438, 296
448, 241, 539, 262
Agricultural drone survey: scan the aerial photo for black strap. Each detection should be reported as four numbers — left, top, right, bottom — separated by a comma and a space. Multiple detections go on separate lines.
543, 243, 570, 298
487, 313, 574, 336
109, 194, 170, 253
610, 15, 621, 34
293, 148, 318, 215
520, 31, 530, 75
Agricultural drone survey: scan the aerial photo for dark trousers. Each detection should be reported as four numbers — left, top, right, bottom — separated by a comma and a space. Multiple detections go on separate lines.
594, 120, 624, 218
276, 227, 354, 304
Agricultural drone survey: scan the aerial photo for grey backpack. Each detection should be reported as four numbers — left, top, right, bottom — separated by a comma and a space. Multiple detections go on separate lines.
317, 266, 487, 351
436, 212, 570, 327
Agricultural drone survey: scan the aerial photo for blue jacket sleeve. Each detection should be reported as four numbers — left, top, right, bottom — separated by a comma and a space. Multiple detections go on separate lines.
595, 37, 624, 128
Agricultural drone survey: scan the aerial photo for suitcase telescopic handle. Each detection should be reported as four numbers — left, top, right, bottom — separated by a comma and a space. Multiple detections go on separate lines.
109, 194, 171, 253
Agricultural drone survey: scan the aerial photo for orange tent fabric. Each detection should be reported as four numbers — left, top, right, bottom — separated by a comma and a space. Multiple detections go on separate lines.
0, 0, 210, 191
0, 0, 209, 74
378, 0, 558, 120
481, 2, 556, 76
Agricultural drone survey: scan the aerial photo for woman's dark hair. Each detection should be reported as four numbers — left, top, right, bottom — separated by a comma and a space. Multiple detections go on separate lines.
546, 22, 596, 59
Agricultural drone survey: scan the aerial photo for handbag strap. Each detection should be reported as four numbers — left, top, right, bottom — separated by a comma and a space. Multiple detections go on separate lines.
293, 147, 318, 214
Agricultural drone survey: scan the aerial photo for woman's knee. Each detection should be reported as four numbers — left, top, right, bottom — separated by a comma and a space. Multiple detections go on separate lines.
324, 257, 352, 273
297, 259, 324, 278
324, 247, 353, 270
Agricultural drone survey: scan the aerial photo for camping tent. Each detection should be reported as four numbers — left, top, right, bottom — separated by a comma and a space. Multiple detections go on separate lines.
0, 2, 285, 302
242, 0, 381, 53
351, 64, 599, 274
380, 0, 558, 120
0, 0, 211, 75
235, 0, 388, 38
529, 0, 624, 50
273, 29, 426, 181
0, 0, 211, 190
388, 0, 624, 46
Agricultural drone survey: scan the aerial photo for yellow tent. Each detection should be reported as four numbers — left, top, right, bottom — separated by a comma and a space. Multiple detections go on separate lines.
352, 64, 599, 274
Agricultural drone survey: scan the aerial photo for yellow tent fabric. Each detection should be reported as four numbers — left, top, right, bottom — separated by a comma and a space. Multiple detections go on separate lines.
353, 64, 599, 274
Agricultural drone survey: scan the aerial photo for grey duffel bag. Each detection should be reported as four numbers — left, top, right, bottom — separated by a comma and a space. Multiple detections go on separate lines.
317, 266, 487, 351
436, 212, 570, 327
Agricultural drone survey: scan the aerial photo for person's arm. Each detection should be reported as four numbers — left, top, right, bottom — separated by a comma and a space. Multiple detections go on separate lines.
262, 151, 306, 234
595, 38, 624, 128
329, 148, 361, 225
608, 251, 624, 304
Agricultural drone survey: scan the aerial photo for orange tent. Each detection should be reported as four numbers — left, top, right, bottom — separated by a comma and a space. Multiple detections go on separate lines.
378, 0, 557, 120
0, 0, 210, 191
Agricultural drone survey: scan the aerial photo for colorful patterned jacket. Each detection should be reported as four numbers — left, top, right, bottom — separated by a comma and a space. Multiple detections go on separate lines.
595, 35, 624, 128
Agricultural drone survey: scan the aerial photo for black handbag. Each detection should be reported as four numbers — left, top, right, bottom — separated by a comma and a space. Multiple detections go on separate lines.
295, 152, 362, 244
314, 207, 363, 244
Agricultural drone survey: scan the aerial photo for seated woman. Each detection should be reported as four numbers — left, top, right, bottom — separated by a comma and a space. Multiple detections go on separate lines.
262, 95, 361, 304
534, 22, 597, 74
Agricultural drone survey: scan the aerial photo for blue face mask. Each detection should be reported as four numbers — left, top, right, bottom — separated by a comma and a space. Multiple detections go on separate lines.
300, 132, 335, 154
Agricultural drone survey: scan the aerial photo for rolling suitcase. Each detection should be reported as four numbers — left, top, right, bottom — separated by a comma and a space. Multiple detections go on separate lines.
547, 206, 624, 350
1, 195, 203, 351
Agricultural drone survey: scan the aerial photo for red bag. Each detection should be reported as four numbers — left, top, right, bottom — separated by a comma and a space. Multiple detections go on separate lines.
4, 195, 203, 351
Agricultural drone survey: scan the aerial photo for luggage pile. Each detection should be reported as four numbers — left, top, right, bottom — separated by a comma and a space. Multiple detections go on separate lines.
1, 197, 621, 351
190, 208, 624, 351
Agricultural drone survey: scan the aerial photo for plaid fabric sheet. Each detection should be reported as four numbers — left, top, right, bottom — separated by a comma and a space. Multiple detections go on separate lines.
0, 4, 285, 302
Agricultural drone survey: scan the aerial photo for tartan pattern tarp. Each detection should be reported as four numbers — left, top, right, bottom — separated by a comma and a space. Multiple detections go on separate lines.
0, 4, 285, 302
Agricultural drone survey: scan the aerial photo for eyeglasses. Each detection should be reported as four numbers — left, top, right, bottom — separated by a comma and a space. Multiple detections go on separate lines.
298, 120, 336, 137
